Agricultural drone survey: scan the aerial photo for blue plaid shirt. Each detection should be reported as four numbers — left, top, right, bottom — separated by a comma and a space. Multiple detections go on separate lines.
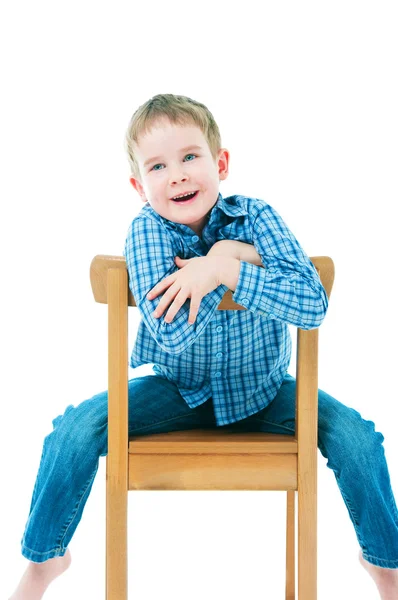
123, 193, 328, 426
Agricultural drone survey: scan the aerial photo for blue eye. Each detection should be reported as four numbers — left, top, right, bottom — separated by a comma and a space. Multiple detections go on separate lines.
151, 154, 197, 171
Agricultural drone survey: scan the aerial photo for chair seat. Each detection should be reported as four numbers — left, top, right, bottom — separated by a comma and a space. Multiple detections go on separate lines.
128, 429, 298, 453
128, 430, 298, 491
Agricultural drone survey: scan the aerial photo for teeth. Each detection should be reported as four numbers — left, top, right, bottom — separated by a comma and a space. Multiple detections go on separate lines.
173, 191, 195, 200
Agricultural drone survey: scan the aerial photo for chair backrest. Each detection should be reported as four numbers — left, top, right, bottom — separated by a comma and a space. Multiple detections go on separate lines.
90, 255, 334, 309
90, 255, 334, 472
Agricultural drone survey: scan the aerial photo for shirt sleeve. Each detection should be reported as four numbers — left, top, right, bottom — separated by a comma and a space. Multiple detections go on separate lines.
231, 203, 329, 330
123, 216, 229, 355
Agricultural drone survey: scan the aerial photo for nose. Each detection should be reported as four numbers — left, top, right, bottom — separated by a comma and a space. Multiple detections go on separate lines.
169, 166, 189, 185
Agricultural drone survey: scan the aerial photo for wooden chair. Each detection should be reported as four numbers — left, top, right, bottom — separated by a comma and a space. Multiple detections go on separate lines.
90, 254, 335, 600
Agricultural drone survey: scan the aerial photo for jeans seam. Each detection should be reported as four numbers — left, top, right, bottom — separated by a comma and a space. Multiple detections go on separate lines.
57, 467, 98, 549
130, 411, 205, 433
28, 439, 49, 512
362, 553, 398, 564
318, 436, 367, 552
21, 545, 65, 557
388, 486, 398, 525
250, 417, 295, 434
335, 472, 367, 549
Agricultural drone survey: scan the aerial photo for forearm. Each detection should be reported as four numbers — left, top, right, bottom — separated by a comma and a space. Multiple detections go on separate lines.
207, 240, 263, 267
217, 256, 241, 292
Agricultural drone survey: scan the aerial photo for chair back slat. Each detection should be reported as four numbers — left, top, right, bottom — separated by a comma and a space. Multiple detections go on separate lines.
90, 255, 334, 307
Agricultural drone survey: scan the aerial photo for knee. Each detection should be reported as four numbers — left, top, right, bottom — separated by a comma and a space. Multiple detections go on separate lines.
48, 400, 108, 450
319, 409, 385, 465
347, 415, 385, 457
51, 403, 75, 431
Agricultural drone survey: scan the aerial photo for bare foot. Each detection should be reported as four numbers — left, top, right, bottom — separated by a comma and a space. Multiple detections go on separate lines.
8, 548, 72, 600
359, 549, 398, 600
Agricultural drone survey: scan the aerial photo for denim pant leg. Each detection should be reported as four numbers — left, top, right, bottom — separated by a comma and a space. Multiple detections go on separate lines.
231, 372, 398, 569
20, 375, 217, 563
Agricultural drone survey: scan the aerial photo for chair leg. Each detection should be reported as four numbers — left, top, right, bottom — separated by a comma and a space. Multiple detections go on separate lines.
298, 474, 317, 599
106, 454, 128, 600
286, 490, 295, 600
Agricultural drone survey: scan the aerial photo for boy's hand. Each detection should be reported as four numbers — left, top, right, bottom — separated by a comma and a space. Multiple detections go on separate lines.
146, 256, 221, 325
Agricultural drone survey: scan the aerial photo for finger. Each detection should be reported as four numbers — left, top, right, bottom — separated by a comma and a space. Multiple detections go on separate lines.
148, 274, 173, 299
148, 285, 162, 298
188, 296, 201, 325
175, 257, 191, 266
164, 290, 187, 323
153, 284, 179, 318
175, 257, 186, 267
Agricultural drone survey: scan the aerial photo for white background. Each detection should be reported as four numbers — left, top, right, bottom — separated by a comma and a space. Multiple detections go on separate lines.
1, 1, 397, 599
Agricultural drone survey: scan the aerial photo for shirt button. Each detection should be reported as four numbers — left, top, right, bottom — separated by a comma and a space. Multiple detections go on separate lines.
192, 235, 199, 242
216, 326, 223, 332
216, 352, 223, 358
215, 371, 222, 377
241, 297, 248, 303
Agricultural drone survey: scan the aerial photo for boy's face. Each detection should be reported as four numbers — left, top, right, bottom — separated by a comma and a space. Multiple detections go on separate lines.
129, 118, 229, 236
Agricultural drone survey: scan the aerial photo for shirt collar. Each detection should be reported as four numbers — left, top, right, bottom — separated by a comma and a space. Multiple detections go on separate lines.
141, 192, 248, 236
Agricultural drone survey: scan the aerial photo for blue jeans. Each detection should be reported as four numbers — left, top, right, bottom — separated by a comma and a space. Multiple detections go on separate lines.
20, 372, 398, 568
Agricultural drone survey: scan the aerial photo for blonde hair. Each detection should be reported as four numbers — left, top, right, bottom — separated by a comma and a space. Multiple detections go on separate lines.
124, 93, 222, 180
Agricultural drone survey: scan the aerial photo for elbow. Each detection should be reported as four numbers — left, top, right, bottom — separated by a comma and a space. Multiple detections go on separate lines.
299, 290, 329, 330
299, 314, 325, 331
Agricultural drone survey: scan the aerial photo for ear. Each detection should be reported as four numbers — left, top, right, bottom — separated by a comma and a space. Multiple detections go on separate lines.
129, 177, 147, 203
217, 148, 230, 181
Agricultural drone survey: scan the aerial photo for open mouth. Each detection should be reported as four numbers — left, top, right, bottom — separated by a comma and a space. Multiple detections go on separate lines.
171, 191, 199, 204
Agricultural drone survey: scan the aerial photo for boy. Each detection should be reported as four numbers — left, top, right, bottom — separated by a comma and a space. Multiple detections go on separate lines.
9, 93, 398, 600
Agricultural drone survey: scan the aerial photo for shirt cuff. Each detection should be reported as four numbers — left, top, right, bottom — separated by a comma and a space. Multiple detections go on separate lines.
232, 261, 267, 314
